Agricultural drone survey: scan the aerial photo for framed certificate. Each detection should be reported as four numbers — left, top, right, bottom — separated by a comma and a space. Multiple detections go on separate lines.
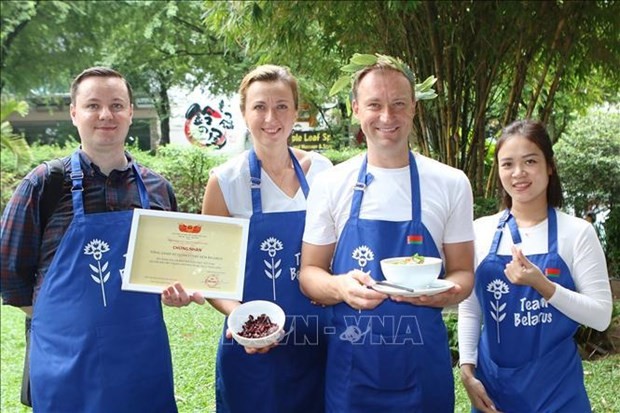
122, 209, 249, 300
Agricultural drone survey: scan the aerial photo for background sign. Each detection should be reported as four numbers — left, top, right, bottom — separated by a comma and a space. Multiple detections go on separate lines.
290, 130, 330, 151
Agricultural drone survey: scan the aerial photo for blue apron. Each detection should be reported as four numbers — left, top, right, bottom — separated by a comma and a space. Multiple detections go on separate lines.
326, 152, 454, 413
474, 208, 590, 412
215, 148, 327, 413
30, 152, 177, 413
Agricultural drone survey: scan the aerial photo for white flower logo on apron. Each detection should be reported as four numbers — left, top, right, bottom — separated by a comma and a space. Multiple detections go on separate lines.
487, 279, 510, 343
84, 239, 111, 307
341, 237, 376, 340
260, 237, 284, 300
351, 245, 374, 271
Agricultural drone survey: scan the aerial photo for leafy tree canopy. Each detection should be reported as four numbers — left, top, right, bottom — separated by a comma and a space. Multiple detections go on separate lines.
0, 98, 31, 169
1, 1, 248, 143
555, 105, 620, 215
204, 0, 620, 195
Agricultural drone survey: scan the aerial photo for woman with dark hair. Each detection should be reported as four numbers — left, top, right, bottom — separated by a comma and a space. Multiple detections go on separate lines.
458, 120, 612, 412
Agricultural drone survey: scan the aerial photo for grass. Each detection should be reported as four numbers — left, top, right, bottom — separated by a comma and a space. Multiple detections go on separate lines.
2, 304, 619, 412
1, 304, 223, 413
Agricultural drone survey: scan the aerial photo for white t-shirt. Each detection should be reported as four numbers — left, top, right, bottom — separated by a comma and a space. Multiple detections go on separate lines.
214, 150, 333, 218
458, 209, 613, 365
303, 152, 475, 260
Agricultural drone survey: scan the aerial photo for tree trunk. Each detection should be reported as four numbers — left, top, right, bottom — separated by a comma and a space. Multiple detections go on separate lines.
422, 1, 449, 162
526, 18, 566, 118
152, 71, 172, 147
486, 38, 535, 199
158, 85, 170, 146
541, 32, 574, 126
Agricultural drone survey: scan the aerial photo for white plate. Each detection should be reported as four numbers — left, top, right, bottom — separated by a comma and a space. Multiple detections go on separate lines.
371, 279, 455, 297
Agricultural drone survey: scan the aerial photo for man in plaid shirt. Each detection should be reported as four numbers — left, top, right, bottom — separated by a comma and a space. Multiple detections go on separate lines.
1, 67, 179, 413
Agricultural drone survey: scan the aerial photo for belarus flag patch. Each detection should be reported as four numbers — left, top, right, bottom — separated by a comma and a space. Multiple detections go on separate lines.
545, 268, 561, 278
407, 235, 423, 245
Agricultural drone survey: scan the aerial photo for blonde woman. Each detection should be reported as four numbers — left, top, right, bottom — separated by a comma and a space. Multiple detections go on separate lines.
163, 65, 332, 413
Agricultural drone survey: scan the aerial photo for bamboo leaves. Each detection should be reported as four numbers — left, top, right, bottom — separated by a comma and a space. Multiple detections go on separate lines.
329, 52, 438, 102
328, 75, 351, 97
349, 53, 379, 66
415, 75, 438, 101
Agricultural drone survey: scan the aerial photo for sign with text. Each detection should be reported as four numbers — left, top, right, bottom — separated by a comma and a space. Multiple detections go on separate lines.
290, 130, 331, 151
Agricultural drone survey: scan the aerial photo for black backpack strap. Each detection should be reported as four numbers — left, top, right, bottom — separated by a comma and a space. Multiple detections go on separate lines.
39, 158, 66, 231
21, 158, 65, 406
20, 317, 32, 407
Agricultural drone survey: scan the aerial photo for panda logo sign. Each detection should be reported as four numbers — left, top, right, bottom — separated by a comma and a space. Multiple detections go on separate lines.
184, 100, 234, 148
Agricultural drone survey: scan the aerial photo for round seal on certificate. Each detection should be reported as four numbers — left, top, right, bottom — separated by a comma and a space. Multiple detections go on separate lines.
205, 275, 220, 288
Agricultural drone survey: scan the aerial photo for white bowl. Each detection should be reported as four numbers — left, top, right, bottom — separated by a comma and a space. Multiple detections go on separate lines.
380, 256, 443, 289
227, 300, 285, 349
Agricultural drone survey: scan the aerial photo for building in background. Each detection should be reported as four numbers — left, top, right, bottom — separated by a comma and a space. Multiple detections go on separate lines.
7, 88, 248, 156
7, 87, 338, 155
7, 94, 160, 150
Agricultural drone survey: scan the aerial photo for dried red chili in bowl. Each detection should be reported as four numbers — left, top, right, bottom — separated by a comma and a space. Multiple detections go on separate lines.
228, 300, 285, 348
238, 313, 279, 338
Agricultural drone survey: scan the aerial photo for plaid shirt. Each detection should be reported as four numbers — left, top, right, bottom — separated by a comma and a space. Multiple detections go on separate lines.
0, 149, 177, 307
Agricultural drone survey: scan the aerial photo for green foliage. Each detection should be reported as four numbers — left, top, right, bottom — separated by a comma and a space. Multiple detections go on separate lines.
0, 139, 76, 211
129, 144, 228, 214
0, 166, 18, 210
320, 147, 365, 165
443, 311, 459, 366
0, 142, 229, 215
327, 53, 438, 130
555, 107, 620, 215
3, 304, 618, 412
473, 197, 500, 220
0, 98, 31, 170
582, 354, 620, 413
0, 97, 28, 120
1, 1, 249, 144
25, 139, 78, 164
0, 140, 364, 218
95, 1, 248, 96
604, 208, 620, 278
204, 0, 620, 195
1, 1, 89, 95
576, 301, 620, 360
4, 0, 619, 188
555, 106, 620, 276
329, 53, 437, 102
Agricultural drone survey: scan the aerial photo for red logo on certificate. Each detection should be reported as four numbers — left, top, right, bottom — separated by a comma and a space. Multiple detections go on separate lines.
179, 223, 202, 234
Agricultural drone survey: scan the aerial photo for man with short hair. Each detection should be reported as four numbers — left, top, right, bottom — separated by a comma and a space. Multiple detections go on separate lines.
1, 67, 178, 412
299, 55, 475, 412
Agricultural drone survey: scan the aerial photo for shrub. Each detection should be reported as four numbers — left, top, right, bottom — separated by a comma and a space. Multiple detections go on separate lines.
555, 107, 620, 278
576, 301, 620, 360
604, 208, 620, 278
474, 196, 499, 219
0, 140, 77, 212
145, 144, 228, 213
0, 142, 229, 214
443, 311, 459, 366
321, 147, 365, 165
